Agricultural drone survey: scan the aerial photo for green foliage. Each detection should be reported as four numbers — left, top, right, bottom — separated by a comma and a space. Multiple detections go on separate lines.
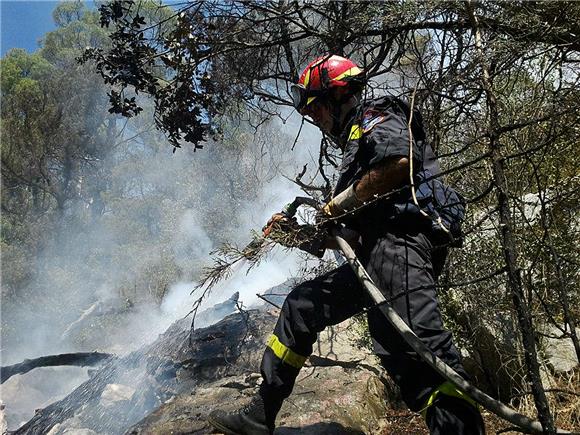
0, 48, 53, 95
1, 1, 286, 324
52, 0, 86, 27
2, 4, 580, 428
349, 313, 373, 353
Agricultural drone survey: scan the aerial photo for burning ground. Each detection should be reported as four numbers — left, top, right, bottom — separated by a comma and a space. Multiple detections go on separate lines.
3, 284, 401, 435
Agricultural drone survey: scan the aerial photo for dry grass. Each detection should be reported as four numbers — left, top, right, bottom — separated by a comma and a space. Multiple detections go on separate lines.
481, 367, 580, 434
375, 368, 579, 434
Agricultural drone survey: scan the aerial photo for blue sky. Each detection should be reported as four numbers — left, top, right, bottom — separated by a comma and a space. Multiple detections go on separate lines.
1, 1, 62, 56
0, 1, 181, 57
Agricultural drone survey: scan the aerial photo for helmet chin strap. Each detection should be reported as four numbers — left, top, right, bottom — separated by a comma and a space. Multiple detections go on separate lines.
330, 103, 343, 138
329, 92, 360, 145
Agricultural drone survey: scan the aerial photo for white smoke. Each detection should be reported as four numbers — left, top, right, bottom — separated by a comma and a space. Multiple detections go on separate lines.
1, 93, 326, 429
172, 209, 215, 273
159, 109, 323, 324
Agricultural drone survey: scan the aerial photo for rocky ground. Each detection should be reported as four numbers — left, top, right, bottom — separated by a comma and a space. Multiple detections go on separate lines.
9, 301, 416, 435
6, 293, 579, 434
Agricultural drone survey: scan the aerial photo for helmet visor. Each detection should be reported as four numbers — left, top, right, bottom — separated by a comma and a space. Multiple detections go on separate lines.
290, 84, 308, 111
290, 84, 324, 112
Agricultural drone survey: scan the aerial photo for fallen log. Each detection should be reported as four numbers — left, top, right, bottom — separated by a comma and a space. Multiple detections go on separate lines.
1, 352, 113, 384
12, 311, 275, 435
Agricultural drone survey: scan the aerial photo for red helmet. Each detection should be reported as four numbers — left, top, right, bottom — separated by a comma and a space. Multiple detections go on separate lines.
290, 55, 363, 112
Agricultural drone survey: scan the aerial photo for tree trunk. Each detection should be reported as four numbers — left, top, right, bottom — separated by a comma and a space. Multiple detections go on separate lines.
549, 243, 580, 363
466, 2, 556, 433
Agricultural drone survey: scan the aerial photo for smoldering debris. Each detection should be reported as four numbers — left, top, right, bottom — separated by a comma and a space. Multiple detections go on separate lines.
11, 305, 278, 435
194, 291, 239, 329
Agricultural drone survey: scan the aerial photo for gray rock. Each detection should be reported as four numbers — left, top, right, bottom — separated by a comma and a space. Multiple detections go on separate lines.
126, 319, 393, 435
541, 325, 579, 373
13, 305, 396, 435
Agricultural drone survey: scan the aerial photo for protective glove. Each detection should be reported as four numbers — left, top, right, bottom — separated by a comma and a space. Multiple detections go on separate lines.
262, 212, 291, 237
322, 184, 362, 218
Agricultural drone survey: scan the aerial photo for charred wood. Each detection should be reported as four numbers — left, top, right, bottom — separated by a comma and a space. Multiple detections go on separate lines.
1, 352, 113, 384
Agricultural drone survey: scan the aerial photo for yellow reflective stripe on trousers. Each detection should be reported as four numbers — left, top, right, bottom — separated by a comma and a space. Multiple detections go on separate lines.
266, 334, 307, 369
348, 124, 362, 140
421, 381, 478, 417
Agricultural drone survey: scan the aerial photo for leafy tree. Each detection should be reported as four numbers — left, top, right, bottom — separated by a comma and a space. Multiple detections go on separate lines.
83, 1, 580, 432
1, 1, 301, 360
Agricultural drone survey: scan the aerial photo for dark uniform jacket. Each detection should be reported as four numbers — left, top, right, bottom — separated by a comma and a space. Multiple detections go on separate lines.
334, 96, 465, 247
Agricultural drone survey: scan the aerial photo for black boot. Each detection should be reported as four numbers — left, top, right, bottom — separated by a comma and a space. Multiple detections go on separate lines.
426, 394, 486, 435
207, 393, 275, 435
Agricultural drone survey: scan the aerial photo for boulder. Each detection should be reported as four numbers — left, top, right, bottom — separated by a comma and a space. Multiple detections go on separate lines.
127, 320, 395, 435
541, 325, 579, 374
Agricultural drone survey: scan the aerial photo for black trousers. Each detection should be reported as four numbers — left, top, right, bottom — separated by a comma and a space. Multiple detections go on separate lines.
260, 225, 484, 433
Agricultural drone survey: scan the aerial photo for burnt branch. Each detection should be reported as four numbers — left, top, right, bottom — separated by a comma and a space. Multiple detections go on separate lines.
1, 352, 113, 384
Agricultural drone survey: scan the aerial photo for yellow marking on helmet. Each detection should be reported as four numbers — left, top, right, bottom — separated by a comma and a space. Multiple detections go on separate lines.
266, 334, 307, 369
420, 381, 478, 418
333, 66, 362, 82
302, 57, 326, 88
348, 124, 362, 140
303, 68, 311, 88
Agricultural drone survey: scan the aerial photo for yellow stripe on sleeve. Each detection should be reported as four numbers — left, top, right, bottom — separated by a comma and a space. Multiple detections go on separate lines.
303, 68, 311, 87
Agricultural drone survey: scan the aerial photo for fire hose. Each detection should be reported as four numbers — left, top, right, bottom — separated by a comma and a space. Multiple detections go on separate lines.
333, 229, 572, 435
270, 197, 572, 435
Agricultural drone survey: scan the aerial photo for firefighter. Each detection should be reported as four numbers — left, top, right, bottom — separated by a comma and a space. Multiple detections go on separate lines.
208, 55, 485, 435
